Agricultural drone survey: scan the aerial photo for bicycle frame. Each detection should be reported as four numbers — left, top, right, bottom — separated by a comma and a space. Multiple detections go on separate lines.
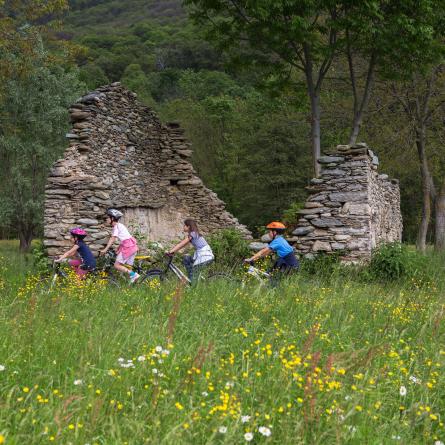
245, 262, 271, 284
163, 256, 191, 285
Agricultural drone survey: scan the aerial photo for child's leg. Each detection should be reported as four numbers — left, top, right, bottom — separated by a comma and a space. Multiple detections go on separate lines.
68, 259, 87, 278
115, 253, 139, 282
191, 259, 213, 284
182, 255, 194, 281
114, 261, 132, 275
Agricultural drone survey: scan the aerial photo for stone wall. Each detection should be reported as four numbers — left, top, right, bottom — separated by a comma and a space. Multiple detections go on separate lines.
292, 143, 402, 263
44, 83, 249, 256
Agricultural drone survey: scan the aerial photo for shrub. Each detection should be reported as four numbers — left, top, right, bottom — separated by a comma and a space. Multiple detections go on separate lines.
207, 229, 250, 268
365, 242, 429, 282
31, 239, 50, 274
282, 201, 304, 232
299, 252, 343, 278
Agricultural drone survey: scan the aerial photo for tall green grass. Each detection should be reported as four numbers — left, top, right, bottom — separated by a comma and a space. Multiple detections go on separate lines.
0, 241, 444, 444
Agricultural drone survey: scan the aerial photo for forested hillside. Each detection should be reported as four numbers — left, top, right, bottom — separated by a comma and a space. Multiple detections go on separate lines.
60, 0, 313, 233
2, 0, 444, 246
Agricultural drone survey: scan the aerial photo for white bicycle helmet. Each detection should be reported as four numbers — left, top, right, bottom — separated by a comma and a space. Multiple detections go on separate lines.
106, 208, 123, 221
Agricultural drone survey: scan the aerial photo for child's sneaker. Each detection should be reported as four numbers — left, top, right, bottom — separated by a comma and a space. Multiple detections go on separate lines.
130, 272, 140, 284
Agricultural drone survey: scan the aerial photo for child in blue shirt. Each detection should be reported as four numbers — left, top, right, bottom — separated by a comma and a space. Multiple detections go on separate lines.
245, 222, 299, 273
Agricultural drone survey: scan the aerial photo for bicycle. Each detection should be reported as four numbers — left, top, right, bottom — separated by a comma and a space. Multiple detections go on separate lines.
242, 260, 299, 287
97, 249, 154, 286
39, 260, 98, 293
138, 254, 238, 286
244, 261, 272, 285
139, 254, 191, 286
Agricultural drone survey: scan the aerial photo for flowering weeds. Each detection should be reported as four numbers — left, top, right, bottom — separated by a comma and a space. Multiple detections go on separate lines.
0, 242, 445, 443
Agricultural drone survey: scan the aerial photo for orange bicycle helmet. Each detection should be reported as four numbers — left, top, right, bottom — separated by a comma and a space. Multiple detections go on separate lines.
266, 221, 286, 230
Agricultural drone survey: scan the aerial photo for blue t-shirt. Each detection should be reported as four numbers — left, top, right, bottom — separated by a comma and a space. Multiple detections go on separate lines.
269, 235, 293, 258
76, 240, 96, 269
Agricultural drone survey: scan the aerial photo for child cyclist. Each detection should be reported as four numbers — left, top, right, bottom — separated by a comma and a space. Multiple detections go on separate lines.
55, 228, 96, 278
244, 222, 299, 275
167, 219, 214, 282
100, 209, 140, 283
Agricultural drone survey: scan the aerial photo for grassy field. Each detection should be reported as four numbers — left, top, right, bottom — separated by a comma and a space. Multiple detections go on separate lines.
0, 240, 444, 444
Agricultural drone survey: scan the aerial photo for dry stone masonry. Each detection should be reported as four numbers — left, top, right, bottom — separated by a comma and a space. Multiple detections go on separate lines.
44, 83, 249, 257
292, 143, 402, 263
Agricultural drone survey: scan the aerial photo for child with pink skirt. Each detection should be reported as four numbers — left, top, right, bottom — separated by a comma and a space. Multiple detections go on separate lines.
100, 209, 140, 283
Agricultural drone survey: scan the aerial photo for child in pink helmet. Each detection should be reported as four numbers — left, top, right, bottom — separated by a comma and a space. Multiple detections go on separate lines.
55, 228, 96, 278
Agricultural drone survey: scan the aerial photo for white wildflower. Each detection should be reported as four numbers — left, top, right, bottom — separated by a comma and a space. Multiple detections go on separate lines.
152, 368, 158, 374
391, 435, 401, 440
344, 395, 352, 401
409, 375, 421, 384
218, 426, 227, 434
158, 359, 164, 364
117, 358, 125, 363
73, 379, 83, 386
434, 441, 444, 445
137, 355, 146, 362
244, 432, 254, 441
399, 386, 407, 396
225, 380, 235, 388
258, 426, 271, 437
241, 415, 251, 423
155, 346, 163, 353
202, 391, 208, 397
120, 362, 135, 368
162, 349, 170, 356
0, 364, 5, 371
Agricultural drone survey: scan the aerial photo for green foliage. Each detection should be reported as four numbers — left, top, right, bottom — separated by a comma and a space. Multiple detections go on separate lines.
121, 64, 154, 105
30, 240, 50, 275
282, 202, 304, 231
299, 252, 343, 279
365, 242, 429, 282
79, 63, 109, 89
207, 229, 250, 267
0, 37, 85, 250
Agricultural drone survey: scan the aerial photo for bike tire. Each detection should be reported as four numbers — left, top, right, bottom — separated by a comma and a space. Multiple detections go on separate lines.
138, 269, 163, 286
205, 272, 241, 284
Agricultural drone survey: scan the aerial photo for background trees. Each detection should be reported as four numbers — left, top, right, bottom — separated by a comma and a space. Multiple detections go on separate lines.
0, 0, 444, 248
0, 0, 85, 250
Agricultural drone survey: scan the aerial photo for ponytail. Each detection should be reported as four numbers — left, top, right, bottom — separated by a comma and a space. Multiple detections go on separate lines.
184, 219, 200, 236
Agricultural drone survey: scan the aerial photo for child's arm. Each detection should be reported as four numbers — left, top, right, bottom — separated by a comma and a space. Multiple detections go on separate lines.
167, 237, 190, 255
245, 247, 273, 263
56, 245, 79, 262
101, 236, 117, 255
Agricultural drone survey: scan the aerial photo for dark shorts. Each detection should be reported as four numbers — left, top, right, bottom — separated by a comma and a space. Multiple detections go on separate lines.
274, 252, 299, 272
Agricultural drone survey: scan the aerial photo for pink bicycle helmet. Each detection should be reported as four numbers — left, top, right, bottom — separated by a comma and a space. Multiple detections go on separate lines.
70, 227, 87, 239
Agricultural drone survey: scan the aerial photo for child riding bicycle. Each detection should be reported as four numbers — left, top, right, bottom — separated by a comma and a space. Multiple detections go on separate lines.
100, 209, 140, 283
167, 219, 214, 282
244, 222, 299, 276
55, 228, 96, 278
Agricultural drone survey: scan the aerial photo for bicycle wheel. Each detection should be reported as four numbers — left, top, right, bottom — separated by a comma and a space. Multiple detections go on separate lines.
138, 269, 163, 286
205, 272, 241, 284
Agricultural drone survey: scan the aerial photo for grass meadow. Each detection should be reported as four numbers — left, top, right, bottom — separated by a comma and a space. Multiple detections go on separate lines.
0, 240, 444, 444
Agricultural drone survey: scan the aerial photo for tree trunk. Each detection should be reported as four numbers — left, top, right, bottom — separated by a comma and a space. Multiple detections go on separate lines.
435, 184, 445, 251
415, 130, 433, 252
309, 91, 321, 177
19, 230, 34, 253
303, 45, 322, 178
348, 53, 376, 145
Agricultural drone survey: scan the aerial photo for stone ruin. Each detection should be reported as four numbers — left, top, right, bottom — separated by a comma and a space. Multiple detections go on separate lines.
291, 143, 402, 263
44, 83, 249, 257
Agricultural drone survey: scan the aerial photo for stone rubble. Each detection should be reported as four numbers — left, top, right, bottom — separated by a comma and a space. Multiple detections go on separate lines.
44, 83, 250, 257
291, 143, 402, 263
